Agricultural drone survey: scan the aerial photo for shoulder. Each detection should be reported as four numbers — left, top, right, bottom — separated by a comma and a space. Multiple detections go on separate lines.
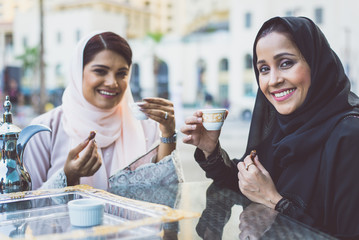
323, 115, 359, 165
329, 115, 359, 141
30, 106, 64, 126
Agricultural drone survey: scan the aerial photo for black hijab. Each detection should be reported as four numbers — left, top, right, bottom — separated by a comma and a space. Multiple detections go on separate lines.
245, 17, 359, 202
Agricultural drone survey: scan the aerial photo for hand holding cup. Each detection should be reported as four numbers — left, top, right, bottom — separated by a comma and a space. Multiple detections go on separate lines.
181, 108, 228, 158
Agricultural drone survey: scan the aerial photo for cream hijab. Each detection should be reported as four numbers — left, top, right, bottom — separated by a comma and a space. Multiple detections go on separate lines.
61, 31, 157, 189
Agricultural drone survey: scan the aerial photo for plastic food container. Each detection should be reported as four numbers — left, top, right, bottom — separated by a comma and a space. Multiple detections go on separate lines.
68, 198, 105, 227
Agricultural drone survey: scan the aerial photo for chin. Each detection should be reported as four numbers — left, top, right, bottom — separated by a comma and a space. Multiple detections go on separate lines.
277, 108, 296, 115
94, 100, 120, 110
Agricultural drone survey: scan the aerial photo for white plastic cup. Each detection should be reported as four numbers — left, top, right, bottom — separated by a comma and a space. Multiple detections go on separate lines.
129, 102, 148, 120
68, 199, 105, 227
201, 108, 227, 131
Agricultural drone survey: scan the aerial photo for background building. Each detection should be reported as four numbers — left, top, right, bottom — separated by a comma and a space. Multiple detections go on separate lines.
1, 0, 358, 120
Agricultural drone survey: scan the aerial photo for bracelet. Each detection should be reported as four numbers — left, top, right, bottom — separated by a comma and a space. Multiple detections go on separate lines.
160, 130, 177, 143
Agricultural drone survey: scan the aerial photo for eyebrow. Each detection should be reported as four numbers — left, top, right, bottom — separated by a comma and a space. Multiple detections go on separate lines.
91, 64, 129, 71
256, 52, 296, 65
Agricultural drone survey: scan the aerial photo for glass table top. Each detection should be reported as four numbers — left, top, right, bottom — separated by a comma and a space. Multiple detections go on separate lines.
0, 181, 338, 239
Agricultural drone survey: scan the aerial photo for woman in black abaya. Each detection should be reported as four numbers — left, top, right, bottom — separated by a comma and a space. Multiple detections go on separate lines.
181, 16, 359, 239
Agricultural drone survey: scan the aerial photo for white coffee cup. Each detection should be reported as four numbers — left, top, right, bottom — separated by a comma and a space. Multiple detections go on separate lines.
201, 108, 227, 131
130, 102, 148, 120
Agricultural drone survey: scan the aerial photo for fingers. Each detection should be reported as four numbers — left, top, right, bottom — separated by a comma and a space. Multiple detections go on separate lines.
141, 98, 174, 116
180, 117, 200, 133
182, 134, 193, 144
143, 97, 173, 106
140, 98, 176, 130
68, 137, 91, 159
82, 141, 102, 173
241, 151, 258, 172
180, 116, 203, 145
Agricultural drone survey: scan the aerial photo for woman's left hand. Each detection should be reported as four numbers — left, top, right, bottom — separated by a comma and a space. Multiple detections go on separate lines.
237, 153, 282, 209
140, 97, 176, 136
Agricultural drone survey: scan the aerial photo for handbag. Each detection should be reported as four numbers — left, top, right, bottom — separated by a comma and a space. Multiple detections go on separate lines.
108, 146, 184, 188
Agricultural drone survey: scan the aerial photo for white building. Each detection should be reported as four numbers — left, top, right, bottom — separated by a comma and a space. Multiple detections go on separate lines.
12, 1, 126, 100
6, 0, 359, 120
134, 0, 359, 119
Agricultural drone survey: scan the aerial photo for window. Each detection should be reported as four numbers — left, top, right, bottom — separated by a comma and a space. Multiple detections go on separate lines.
23, 37, 28, 48
57, 32, 62, 44
285, 10, 293, 16
244, 12, 252, 28
55, 64, 63, 77
219, 58, 229, 71
244, 54, 252, 69
315, 8, 323, 24
76, 30, 81, 42
5, 33, 13, 47
244, 83, 254, 96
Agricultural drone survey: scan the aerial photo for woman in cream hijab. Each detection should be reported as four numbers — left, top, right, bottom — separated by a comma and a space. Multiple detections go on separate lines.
24, 31, 178, 190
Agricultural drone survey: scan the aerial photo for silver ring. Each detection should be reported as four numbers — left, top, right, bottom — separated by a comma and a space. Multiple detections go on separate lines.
245, 162, 255, 171
164, 111, 168, 120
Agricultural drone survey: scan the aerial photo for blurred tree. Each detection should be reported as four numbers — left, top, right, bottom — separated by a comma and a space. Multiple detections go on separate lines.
147, 32, 163, 43
16, 46, 40, 73
16, 46, 40, 110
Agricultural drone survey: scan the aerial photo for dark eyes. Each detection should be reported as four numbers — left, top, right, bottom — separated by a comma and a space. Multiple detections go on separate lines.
258, 60, 294, 74
117, 71, 128, 78
93, 68, 128, 78
259, 66, 270, 73
93, 68, 107, 75
281, 60, 294, 68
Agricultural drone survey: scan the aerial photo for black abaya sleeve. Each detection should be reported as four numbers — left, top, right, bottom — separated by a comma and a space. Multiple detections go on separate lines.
321, 116, 359, 239
194, 142, 240, 192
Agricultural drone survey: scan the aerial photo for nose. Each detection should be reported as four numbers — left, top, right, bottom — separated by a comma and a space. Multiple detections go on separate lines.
104, 74, 119, 88
269, 69, 284, 86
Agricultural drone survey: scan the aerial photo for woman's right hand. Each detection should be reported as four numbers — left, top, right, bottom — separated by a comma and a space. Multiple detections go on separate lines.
180, 110, 224, 158
64, 136, 102, 186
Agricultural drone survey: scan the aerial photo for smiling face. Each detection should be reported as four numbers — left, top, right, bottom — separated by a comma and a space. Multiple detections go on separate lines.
82, 49, 129, 109
256, 31, 311, 115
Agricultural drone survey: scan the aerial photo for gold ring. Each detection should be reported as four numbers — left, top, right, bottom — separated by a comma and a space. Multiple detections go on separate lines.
245, 162, 255, 171
164, 112, 168, 120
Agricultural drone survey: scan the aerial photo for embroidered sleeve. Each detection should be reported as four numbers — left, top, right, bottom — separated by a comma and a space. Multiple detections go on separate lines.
39, 168, 67, 189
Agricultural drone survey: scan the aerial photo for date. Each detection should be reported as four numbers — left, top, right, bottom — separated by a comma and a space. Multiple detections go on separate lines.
250, 150, 257, 161
87, 130, 96, 141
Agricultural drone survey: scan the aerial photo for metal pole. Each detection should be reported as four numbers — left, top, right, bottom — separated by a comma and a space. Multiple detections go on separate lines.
39, 0, 46, 114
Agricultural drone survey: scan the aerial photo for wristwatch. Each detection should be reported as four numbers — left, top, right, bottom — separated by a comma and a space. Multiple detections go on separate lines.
160, 130, 177, 143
